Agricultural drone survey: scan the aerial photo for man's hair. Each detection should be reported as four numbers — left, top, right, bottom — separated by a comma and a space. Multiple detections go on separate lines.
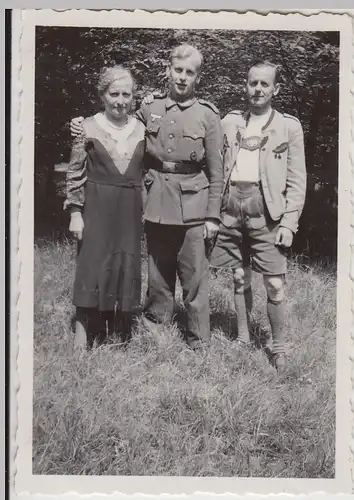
248, 60, 282, 84
97, 65, 137, 96
170, 44, 203, 71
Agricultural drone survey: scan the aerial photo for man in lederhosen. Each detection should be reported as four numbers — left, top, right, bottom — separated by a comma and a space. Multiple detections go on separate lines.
211, 60, 307, 371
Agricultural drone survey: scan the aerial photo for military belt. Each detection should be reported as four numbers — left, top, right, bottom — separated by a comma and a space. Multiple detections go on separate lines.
147, 158, 204, 175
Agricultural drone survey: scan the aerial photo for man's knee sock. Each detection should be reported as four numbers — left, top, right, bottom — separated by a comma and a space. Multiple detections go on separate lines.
234, 292, 250, 343
267, 298, 285, 355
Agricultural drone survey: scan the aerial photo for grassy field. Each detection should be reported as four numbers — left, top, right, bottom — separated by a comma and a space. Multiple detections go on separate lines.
33, 238, 336, 477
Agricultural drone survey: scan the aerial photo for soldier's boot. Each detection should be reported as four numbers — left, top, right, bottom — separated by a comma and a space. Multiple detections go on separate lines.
141, 314, 163, 336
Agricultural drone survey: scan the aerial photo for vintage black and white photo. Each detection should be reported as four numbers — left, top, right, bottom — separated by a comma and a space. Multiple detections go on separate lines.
10, 9, 353, 497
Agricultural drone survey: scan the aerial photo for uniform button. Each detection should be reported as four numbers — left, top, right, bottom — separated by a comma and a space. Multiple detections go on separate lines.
173, 108, 177, 112
165, 176, 169, 181
195, 184, 199, 189
193, 134, 197, 139
170, 120, 175, 124
169, 133, 174, 139
167, 148, 172, 153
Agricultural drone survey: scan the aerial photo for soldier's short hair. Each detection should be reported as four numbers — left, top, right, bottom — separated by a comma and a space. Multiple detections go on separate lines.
170, 44, 203, 71
97, 65, 137, 96
248, 60, 282, 84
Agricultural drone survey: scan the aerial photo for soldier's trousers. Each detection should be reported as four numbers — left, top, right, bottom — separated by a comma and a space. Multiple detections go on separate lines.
143, 221, 210, 346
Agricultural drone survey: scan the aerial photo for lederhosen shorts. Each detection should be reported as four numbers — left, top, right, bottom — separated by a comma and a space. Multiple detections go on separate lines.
210, 181, 287, 275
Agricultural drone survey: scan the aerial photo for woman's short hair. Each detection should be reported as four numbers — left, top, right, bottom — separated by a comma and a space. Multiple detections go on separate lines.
97, 65, 137, 96
170, 44, 203, 71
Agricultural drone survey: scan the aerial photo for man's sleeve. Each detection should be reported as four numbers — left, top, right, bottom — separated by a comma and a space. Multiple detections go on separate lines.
280, 119, 307, 233
204, 112, 224, 221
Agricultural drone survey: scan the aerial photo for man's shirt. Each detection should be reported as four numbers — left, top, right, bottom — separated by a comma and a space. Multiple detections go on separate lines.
230, 108, 272, 183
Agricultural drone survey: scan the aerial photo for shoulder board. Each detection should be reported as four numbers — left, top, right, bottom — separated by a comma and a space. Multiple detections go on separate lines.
283, 112, 301, 123
198, 99, 219, 114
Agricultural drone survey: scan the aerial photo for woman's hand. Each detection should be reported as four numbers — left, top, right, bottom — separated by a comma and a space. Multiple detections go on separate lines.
69, 211, 84, 240
69, 116, 85, 138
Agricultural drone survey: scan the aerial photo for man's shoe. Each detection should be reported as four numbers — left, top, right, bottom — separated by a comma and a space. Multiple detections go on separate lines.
272, 353, 287, 374
141, 315, 161, 334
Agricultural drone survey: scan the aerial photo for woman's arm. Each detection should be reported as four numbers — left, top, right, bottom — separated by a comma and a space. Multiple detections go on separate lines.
64, 135, 88, 240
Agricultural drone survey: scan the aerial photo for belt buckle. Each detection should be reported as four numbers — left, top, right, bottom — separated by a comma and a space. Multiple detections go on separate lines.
162, 161, 176, 173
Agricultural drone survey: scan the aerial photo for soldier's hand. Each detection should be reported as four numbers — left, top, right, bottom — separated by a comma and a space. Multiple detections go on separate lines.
204, 219, 219, 240
69, 116, 85, 137
275, 227, 293, 248
69, 211, 84, 240
142, 93, 155, 106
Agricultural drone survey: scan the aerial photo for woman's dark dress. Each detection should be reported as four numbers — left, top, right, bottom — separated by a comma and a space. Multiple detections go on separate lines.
66, 114, 145, 312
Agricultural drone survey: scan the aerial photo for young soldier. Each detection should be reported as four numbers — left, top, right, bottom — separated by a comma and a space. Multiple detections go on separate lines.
211, 61, 307, 371
70, 44, 224, 350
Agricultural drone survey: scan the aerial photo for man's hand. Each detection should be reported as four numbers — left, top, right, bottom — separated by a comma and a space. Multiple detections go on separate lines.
275, 227, 293, 248
69, 116, 85, 138
69, 211, 84, 240
141, 93, 155, 106
204, 219, 219, 240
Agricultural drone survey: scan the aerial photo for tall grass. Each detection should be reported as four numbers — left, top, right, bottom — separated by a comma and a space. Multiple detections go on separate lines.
33, 239, 336, 477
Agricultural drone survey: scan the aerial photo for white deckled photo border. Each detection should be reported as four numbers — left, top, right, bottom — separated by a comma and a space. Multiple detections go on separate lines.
10, 8, 354, 498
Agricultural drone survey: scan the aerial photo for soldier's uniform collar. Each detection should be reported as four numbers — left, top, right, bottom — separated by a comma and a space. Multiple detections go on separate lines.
165, 95, 197, 110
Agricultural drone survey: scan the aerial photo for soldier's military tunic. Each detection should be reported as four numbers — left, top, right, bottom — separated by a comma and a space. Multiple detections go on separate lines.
135, 95, 223, 347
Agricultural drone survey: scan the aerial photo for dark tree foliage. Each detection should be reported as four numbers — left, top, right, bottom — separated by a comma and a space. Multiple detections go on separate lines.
35, 27, 339, 262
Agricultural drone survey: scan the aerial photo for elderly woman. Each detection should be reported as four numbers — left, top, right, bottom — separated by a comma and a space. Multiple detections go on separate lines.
65, 66, 145, 348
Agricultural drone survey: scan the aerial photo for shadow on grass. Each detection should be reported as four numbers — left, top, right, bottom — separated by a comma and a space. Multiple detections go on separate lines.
174, 302, 272, 355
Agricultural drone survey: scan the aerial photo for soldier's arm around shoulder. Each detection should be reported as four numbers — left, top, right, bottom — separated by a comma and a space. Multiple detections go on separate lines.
134, 101, 149, 126
200, 100, 224, 220
135, 92, 166, 126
